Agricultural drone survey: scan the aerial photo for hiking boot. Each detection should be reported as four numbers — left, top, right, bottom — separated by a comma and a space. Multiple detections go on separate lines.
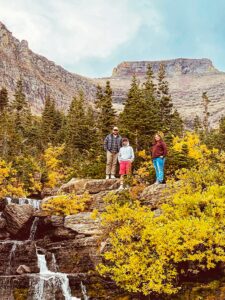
106, 175, 110, 179
111, 175, 116, 179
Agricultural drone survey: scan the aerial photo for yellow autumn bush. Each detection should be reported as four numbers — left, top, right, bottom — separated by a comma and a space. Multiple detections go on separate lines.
42, 144, 66, 189
98, 185, 225, 296
42, 192, 90, 216
0, 159, 26, 198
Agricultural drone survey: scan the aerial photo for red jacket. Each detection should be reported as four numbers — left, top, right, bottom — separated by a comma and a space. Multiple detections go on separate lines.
151, 140, 167, 159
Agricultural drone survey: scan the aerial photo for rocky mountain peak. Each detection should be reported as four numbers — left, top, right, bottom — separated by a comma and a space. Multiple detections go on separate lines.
112, 58, 219, 78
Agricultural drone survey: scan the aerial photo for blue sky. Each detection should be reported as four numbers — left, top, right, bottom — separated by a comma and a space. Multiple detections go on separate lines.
0, 0, 225, 77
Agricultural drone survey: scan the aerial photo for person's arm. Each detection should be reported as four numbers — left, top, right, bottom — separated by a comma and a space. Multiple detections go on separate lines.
104, 135, 108, 151
118, 148, 122, 162
130, 147, 135, 162
161, 142, 167, 157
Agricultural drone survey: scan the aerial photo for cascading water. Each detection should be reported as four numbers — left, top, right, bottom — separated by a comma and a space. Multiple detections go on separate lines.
4, 240, 22, 275
81, 281, 89, 300
29, 217, 39, 241
5, 197, 41, 210
34, 252, 80, 300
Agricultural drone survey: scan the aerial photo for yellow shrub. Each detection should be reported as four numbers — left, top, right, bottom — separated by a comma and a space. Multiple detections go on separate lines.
42, 144, 66, 188
42, 192, 90, 216
98, 185, 225, 296
0, 159, 26, 198
172, 132, 218, 160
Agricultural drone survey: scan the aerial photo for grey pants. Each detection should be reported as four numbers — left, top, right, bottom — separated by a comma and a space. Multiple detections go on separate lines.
106, 151, 118, 175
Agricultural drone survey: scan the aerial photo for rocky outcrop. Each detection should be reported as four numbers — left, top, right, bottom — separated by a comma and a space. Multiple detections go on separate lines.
3, 204, 34, 236
96, 58, 225, 127
59, 178, 120, 195
112, 59, 219, 77
0, 22, 96, 114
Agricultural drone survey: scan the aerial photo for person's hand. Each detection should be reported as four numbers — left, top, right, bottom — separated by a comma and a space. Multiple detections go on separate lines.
160, 156, 164, 158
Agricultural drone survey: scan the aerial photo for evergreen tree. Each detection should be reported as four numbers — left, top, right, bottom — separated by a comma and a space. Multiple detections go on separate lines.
170, 109, 184, 136
119, 75, 143, 150
95, 81, 116, 140
157, 64, 173, 133
11, 80, 31, 133
41, 96, 61, 146
66, 91, 97, 159
193, 115, 202, 133
202, 92, 210, 134
0, 87, 9, 113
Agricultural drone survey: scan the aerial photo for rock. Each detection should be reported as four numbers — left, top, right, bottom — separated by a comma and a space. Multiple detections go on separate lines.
59, 178, 120, 195
16, 265, 31, 274
0, 218, 6, 229
3, 204, 34, 236
64, 212, 102, 235
0, 22, 96, 115
50, 216, 64, 227
0, 230, 10, 240
140, 184, 167, 208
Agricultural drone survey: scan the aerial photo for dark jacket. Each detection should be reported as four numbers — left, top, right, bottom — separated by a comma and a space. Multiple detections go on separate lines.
104, 134, 122, 153
151, 140, 167, 159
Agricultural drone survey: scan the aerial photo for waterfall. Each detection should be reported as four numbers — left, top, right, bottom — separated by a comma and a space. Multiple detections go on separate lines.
81, 281, 89, 300
29, 217, 39, 241
34, 253, 80, 300
5, 241, 22, 275
5, 197, 41, 209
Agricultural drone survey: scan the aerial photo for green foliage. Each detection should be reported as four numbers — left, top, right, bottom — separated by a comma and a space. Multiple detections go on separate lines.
0, 87, 9, 112
95, 81, 116, 140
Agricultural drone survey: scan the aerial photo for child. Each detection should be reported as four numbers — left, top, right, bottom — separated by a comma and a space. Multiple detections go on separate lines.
118, 138, 134, 190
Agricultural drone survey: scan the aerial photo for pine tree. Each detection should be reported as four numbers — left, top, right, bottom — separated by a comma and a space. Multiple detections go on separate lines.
141, 64, 161, 145
41, 96, 60, 146
170, 109, 184, 136
11, 80, 31, 133
0, 87, 9, 113
202, 92, 210, 134
66, 91, 97, 158
157, 64, 173, 133
95, 81, 116, 140
193, 115, 202, 133
119, 75, 143, 150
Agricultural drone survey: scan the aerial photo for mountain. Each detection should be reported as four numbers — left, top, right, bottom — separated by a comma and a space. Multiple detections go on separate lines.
0, 21, 96, 114
95, 59, 225, 127
1, 21, 225, 126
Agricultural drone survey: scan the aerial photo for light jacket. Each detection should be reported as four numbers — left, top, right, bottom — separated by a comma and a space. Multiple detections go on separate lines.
118, 143, 135, 162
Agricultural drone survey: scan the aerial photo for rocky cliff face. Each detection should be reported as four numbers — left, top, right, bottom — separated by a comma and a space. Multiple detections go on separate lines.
96, 58, 225, 127
1, 20, 225, 126
0, 179, 225, 299
0, 22, 96, 114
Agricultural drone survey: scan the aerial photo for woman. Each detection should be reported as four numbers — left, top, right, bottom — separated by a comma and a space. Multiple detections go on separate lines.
151, 133, 167, 184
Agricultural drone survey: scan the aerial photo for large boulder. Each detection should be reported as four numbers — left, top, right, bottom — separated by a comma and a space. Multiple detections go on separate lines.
3, 204, 34, 236
59, 178, 120, 195
140, 183, 167, 208
64, 212, 102, 235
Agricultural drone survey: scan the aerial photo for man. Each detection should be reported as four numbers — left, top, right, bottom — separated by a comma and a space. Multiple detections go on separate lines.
104, 126, 122, 179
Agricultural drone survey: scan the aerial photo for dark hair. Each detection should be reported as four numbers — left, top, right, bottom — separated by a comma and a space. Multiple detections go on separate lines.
122, 137, 129, 142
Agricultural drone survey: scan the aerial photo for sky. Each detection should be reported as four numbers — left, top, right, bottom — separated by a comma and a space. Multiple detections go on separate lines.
0, 0, 225, 78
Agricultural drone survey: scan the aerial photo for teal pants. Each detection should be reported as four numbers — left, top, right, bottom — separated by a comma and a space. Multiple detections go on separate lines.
153, 157, 165, 183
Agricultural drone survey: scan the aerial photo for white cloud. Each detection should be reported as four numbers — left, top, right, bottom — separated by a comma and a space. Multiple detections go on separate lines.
0, 0, 164, 72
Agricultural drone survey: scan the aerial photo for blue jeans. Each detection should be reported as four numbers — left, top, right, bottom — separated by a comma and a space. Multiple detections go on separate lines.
153, 157, 165, 183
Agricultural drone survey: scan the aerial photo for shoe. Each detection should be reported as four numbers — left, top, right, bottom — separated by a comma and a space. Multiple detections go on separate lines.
154, 181, 160, 185
111, 175, 116, 179
106, 175, 110, 179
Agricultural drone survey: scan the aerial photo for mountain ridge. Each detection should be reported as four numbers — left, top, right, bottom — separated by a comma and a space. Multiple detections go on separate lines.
1, 21, 225, 126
